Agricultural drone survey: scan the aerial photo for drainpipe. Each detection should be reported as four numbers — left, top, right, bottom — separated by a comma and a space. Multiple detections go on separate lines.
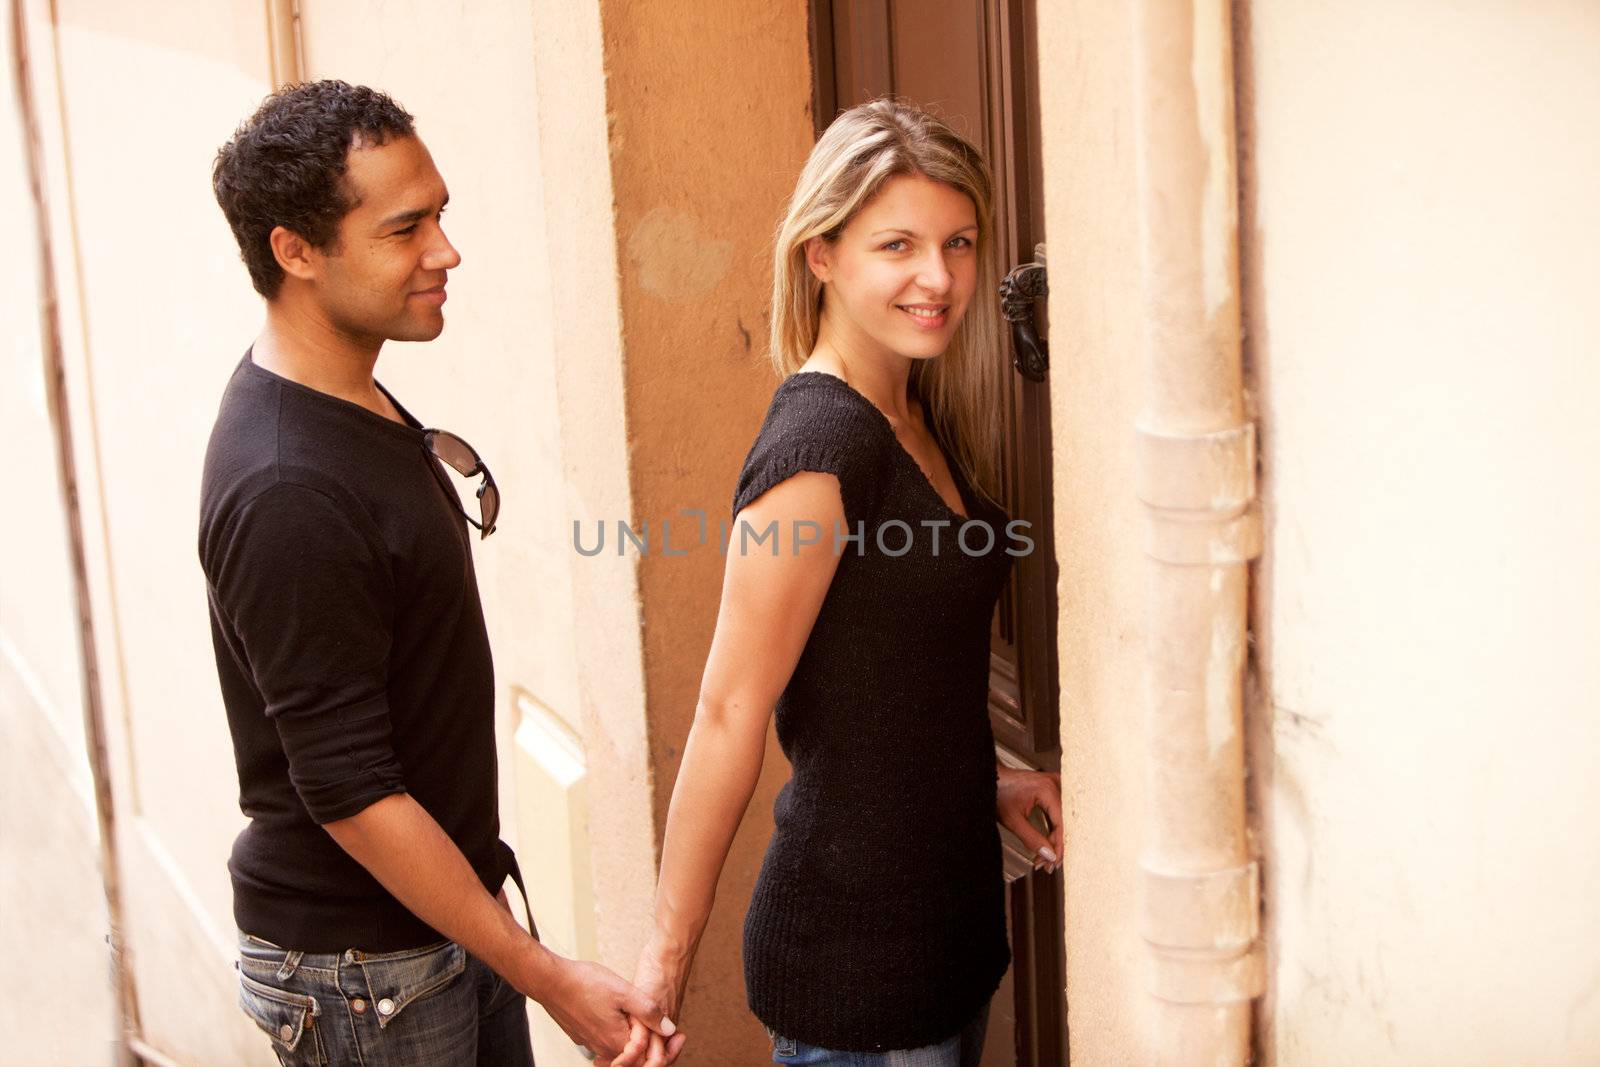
8, 2, 139, 1064
264, 0, 304, 88
1130, 1, 1264, 1062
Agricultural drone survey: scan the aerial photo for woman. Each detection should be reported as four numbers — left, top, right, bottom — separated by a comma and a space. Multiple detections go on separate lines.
621, 100, 1063, 1067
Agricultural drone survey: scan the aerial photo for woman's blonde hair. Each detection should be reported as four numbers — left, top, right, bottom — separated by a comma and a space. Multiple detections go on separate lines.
769, 99, 1004, 504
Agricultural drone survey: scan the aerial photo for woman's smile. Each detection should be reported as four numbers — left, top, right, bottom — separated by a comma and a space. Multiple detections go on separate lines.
896, 302, 949, 329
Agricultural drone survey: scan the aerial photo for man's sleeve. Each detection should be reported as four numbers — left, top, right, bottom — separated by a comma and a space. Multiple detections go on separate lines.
212, 480, 406, 823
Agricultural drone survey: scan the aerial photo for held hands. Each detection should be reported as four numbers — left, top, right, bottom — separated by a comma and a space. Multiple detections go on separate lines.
537, 953, 680, 1065
996, 765, 1064, 874
502, 888, 673, 1060
599, 935, 691, 1067
559, 766, 1059, 1067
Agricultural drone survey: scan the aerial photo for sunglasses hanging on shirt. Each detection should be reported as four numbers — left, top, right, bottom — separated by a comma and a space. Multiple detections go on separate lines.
422, 428, 500, 539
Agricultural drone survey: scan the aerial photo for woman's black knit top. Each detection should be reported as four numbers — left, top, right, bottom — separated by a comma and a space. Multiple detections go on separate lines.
733, 371, 1013, 1052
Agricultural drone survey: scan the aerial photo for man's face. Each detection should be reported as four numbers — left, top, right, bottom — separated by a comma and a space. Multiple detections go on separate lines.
310, 134, 459, 344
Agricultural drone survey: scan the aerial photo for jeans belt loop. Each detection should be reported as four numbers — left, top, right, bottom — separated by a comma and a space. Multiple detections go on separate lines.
276, 950, 303, 981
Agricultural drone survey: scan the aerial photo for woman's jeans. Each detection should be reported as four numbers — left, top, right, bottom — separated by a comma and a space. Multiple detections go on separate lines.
768, 1006, 989, 1067
235, 932, 535, 1066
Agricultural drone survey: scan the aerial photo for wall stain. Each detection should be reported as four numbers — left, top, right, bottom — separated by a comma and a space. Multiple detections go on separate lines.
626, 206, 733, 301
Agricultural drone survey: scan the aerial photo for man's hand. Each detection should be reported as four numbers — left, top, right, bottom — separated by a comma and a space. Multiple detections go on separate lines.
322, 796, 668, 1061
539, 955, 678, 1064
997, 765, 1063, 874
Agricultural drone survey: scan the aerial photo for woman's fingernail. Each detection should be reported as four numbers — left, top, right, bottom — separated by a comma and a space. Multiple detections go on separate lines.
1038, 846, 1058, 863
661, 1017, 677, 1036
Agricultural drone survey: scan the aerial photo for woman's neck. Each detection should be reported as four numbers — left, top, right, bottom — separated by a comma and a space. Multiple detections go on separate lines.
809, 317, 916, 426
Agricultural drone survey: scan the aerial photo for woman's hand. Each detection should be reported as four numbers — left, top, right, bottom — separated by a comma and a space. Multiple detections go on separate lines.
996, 765, 1064, 874
600, 938, 690, 1067
631, 936, 689, 1023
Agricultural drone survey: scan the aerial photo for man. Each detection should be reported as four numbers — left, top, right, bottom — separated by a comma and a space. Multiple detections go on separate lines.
201, 80, 679, 1066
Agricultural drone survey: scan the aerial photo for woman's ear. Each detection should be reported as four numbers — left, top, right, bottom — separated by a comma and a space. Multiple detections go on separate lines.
804, 237, 833, 285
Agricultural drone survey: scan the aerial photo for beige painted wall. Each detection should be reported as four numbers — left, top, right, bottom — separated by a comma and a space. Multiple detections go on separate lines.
1, 0, 85, 765
47, 0, 272, 935
0, 5, 116, 1062
1242, 2, 1600, 1062
1042, 3, 1600, 1062
30, 2, 282, 1063
1038, 1, 1156, 1060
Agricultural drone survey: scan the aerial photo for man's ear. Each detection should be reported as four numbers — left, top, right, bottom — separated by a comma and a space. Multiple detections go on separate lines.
269, 225, 319, 283
803, 236, 833, 285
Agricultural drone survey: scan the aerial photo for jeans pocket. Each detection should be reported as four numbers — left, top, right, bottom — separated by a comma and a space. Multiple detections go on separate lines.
238, 970, 326, 1065
354, 940, 468, 1029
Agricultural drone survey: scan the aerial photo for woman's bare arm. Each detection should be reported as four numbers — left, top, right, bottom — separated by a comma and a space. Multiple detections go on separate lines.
634, 471, 847, 1021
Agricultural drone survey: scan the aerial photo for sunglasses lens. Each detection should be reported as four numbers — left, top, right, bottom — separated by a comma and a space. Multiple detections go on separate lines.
425, 429, 500, 536
480, 483, 500, 534
429, 431, 478, 476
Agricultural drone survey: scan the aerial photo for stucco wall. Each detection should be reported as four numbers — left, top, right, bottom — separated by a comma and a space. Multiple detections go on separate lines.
1, 0, 85, 759
1039, 1, 1155, 1060
1241, 3, 1600, 1062
33, 4, 282, 1062
0, 5, 115, 1062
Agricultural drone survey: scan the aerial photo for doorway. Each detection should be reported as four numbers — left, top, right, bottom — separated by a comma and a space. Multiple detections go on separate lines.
809, 2, 1065, 1063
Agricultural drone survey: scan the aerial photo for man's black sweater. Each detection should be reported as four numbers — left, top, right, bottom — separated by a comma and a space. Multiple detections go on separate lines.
199, 352, 502, 952
734, 371, 1013, 1052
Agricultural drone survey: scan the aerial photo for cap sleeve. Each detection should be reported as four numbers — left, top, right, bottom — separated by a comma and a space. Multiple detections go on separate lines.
731, 374, 889, 529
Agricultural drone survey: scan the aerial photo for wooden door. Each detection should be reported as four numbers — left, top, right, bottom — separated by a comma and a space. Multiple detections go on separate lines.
809, 3, 1065, 1064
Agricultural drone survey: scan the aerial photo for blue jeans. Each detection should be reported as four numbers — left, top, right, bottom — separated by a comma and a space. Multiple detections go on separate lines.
767, 1006, 989, 1067
236, 932, 535, 1066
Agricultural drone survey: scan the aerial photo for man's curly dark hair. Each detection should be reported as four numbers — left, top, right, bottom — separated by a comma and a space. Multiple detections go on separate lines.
213, 80, 415, 298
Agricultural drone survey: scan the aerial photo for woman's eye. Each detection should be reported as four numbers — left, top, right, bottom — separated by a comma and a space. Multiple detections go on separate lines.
947, 235, 972, 249
881, 239, 907, 252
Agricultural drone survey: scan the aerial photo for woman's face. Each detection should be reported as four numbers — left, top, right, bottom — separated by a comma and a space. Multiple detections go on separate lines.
808, 172, 979, 363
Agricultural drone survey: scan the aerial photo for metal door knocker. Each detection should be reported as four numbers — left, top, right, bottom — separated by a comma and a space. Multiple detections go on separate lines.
1000, 243, 1049, 382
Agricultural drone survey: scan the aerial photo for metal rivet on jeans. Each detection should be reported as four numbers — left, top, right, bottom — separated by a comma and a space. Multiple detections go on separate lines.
377, 998, 395, 1016
278, 1024, 293, 1041
351, 998, 367, 1015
